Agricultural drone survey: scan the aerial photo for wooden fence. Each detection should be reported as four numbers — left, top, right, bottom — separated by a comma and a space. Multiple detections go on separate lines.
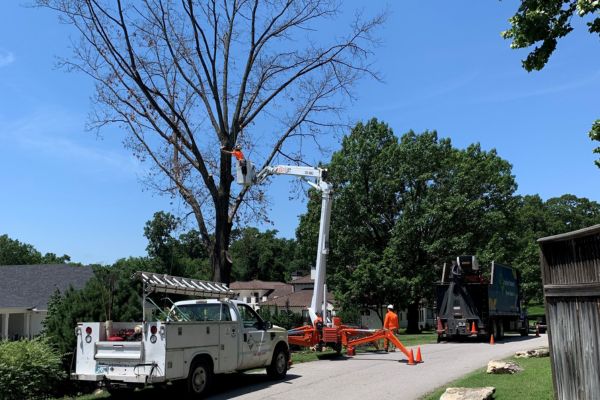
538, 224, 600, 400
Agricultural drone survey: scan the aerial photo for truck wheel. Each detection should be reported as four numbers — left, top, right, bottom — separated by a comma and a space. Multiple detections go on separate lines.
187, 359, 212, 397
332, 342, 342, 354
497, 321, 504, 340
520, 319, 529, 336
267, 345, 289, 380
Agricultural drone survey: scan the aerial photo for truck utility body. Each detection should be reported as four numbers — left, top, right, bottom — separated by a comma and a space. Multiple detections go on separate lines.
72, 272, 289, 396
435, 256, 528, 341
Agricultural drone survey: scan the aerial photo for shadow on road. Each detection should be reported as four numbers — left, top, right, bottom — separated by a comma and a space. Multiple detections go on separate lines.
437, 333, 546, 345
207, 372, 301, 399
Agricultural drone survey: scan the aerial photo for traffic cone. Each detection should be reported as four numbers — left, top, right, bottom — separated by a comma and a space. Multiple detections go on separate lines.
490, 334, 495, 345
436, 317, 444, 333
407, 349, 416, 365
347, 347, 355, 356
470, 322, 477, 335
415, 346, 423, 363
535, 325, 540, 337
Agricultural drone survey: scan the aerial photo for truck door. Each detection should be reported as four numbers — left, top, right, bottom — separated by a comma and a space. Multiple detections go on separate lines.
237, 303, 270, 369
218, 303, 238, 372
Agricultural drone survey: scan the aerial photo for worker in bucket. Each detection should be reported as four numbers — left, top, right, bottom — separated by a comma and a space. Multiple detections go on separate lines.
221, 144, 247, 175
383, 304, 399, 352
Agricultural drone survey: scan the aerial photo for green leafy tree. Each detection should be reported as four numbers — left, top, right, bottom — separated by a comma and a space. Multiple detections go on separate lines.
143, 211, 211, 279
44, 257, 159, 359
297, 120, 518, 332
229, 227, 296, 282
502, 0, 600, 165
511, 194, 600, 303
0, 234, 71, 265
383, 134, 517, 332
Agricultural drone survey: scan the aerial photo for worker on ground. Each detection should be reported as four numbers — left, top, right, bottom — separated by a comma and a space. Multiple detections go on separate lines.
221, 144, 247, 175
383, 304, 399, 352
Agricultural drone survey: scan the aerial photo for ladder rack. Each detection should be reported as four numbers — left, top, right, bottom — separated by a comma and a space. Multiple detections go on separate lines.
134, 271, 234, 298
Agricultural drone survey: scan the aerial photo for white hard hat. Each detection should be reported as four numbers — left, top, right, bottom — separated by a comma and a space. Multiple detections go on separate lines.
387, 304, 394, 310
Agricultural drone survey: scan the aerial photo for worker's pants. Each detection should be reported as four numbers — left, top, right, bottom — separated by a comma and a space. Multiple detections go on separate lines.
384, 328, 398, 350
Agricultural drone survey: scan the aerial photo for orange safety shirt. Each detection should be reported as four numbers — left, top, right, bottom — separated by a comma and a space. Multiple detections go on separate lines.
384, 310, 399, 330
232, 150, 245, 161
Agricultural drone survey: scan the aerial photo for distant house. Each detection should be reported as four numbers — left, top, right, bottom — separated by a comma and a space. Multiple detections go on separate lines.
0, 264, 94, 340
229, 280, 293, 310
260, 288, 335, 321
256, 273, 335, 321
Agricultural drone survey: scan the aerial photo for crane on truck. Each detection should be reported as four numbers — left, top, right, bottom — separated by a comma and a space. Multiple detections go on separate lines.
236, 158, 419, 364
247, 163, 332, 325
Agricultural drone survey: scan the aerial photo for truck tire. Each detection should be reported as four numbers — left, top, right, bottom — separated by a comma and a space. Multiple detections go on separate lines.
187, 358, 213, 397
266, 344, 289, 380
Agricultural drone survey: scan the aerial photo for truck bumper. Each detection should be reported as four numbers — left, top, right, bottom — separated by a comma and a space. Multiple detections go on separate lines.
71, 373, 166, 384
71, 373, 103, 382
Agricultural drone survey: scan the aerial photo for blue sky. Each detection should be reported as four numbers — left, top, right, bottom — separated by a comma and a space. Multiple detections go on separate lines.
1, 1, 599, 265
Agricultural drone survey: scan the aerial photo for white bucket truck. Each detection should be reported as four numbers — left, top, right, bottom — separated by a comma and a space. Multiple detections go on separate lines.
71, 271, 289, 397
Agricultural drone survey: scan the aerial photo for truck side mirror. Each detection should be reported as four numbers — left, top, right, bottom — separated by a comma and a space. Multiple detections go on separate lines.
263, 321, 273, 330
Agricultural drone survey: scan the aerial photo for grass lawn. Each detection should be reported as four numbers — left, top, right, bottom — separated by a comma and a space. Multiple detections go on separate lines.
528, 304, 546, 318
421, 356, 554, 400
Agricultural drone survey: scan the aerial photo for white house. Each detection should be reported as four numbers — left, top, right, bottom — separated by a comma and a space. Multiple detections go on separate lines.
0, 264, 94, 340
229, 280, 293, 310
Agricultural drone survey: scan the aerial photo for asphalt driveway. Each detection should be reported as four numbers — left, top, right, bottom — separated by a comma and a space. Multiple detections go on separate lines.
207, 334, 549, 400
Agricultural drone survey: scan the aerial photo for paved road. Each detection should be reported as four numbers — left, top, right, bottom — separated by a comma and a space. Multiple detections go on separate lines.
207, 334, 549, 400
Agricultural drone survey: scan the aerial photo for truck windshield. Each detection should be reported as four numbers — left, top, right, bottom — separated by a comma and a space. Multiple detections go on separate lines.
169, 304, 232, 322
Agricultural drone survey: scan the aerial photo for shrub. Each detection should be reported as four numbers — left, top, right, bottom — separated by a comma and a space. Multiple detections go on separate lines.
258, 308, 304, 330
0, 337, 66, 400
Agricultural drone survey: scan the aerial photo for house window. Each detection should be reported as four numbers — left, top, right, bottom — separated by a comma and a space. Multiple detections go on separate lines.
253, 292, 259, 304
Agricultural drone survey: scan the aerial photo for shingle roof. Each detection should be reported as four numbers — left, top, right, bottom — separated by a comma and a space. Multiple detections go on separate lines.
229, 280, 290, 290
260, 289, 335, 308
290, 275, 314, 284
0, 264, 94, 309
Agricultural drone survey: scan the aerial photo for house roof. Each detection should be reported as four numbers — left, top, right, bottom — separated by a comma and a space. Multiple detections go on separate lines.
290, 275, 314, 284
229, 280, 290, 290
0, 264, 94, 309
260, 289, 335, 308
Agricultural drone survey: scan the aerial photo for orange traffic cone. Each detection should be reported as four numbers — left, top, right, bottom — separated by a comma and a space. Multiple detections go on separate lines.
470, 322, 477, 335
347, 347, 355, 356
490, 334, 495, 345
407, 349, 416, 365
535, 325, 540, 337
415, 346, 423, 363
436, 317, 444, 333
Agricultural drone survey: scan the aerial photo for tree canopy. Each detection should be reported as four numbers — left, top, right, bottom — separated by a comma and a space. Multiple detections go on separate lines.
295, 119, 600, 331
0, 234, 71, 265
296, 119, 518, 331
502, 0, 600, 165
39, 0, 385, 283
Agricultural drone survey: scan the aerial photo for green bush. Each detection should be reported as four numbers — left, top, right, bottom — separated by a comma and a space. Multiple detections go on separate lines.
258, 308, 304, 330
0, 337, 66, 400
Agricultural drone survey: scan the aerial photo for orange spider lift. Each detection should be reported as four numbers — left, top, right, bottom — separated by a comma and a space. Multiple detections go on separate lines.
238, 159, 418, 365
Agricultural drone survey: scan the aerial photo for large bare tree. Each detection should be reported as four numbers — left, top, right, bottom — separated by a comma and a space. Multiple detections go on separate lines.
39, 0, 384, 283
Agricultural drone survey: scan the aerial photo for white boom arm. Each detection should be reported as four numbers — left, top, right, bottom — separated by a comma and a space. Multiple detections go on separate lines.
250, 164, 333, 325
